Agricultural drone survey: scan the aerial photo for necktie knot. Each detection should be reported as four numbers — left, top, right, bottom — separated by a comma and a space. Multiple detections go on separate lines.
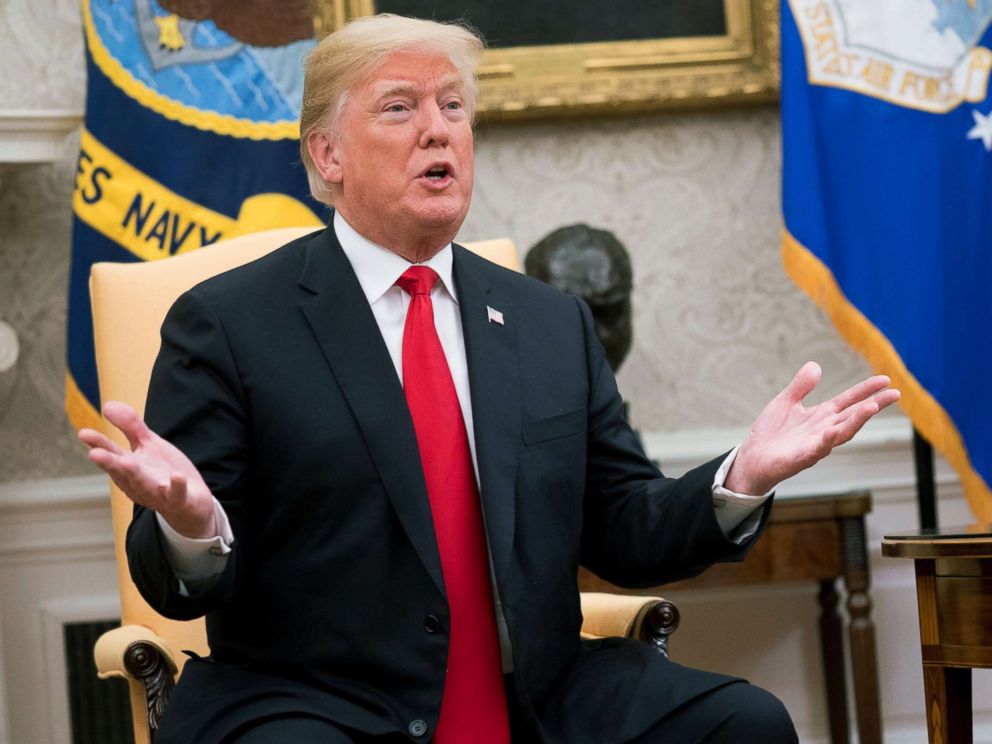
396, 266, 439, 297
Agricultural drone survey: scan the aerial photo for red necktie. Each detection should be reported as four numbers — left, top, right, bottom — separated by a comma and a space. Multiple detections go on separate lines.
396, 266, 510, 743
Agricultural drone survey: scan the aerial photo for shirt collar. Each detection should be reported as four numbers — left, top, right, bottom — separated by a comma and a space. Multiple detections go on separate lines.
333, 211, 458, 305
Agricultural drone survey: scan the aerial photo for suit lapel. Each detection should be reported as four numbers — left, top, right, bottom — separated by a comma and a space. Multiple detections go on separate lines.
298, 229, 445, 596
453, 245, 521, 585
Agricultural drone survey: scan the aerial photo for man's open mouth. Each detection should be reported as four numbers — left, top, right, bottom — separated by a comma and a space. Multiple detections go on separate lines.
423, 165, 451, 180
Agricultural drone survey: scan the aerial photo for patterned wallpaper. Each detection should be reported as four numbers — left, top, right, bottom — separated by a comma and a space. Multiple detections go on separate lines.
0, 147, 88, 482
464, 109, 873, 432
0, 3, 875, 483
0, 0, 85, 110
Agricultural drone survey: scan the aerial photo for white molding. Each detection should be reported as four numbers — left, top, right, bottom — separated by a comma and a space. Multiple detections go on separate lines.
0, 475, 107, 514
641, 413, 959, 501
641, 413, 914, 462
0, 415, 931, 511
0, 475, 113, 567
0, 537, 115, 567
0, 417, 953, 566
40, 595, 122, 744
0, 110, 81, 165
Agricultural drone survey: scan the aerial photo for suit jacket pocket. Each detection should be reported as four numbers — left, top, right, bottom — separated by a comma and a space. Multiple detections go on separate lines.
522, 409, 586, 445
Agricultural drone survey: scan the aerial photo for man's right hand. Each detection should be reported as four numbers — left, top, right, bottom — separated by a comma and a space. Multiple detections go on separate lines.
78, 401, 217, 539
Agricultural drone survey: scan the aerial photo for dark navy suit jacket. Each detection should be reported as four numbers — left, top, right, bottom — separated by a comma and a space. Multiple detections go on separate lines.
128, 224, 768, 743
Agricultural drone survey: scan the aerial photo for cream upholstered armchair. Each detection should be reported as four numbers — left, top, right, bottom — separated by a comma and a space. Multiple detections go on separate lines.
88, 227, 681, 744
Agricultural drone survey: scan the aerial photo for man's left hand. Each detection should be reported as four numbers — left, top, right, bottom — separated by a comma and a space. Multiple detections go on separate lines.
724, 361, 900, 495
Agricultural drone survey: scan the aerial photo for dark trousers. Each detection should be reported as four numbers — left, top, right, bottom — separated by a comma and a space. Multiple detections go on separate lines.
228, 676, 531, 742
229, 678, 796, 743
229, 715, 356, 743
631, 680, 798, 744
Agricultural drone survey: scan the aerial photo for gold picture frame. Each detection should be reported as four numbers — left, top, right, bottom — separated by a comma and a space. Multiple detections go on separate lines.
313, 0, 780, 121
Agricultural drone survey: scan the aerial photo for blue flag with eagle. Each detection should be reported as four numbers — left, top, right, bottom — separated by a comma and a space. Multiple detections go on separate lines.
781, 0, 992, 517
67, 0, 324, 431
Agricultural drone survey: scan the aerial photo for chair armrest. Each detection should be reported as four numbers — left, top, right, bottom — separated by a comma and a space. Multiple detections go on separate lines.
580, 592, 681, 658
95, 624, 178, 680
95, 625, 179, 743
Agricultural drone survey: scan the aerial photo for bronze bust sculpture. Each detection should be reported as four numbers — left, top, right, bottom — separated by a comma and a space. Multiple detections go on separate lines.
525, 224, 633, 372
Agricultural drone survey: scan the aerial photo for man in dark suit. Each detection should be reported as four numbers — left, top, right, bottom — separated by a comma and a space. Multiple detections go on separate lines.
79, 13, 899, 744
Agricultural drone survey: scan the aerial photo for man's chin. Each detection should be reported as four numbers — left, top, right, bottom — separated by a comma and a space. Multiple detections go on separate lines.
408, 202, 469, 234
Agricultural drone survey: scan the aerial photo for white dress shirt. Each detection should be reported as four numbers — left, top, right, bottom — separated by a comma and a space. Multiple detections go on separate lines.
156, 212, 771, 621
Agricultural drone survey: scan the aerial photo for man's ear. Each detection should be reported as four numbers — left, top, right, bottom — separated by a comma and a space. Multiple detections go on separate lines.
307, 129, 344, 186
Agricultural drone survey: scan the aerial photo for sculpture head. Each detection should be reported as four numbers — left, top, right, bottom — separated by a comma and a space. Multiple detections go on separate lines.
525, 224, 633, 372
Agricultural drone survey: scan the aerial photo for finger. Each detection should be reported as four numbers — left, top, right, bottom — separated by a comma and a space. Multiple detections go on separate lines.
834, 387, 901, 425
167, 473, 188, 508
87, 446, 124, 473
77, 427, 125, 455
828, 375, 892, 413
102, 401, 153, 451
780, 361, 822, 404
87, 449, 146, 500
87, 448, 157, 500
830, 399, 881, 447
874, 387, 901, 412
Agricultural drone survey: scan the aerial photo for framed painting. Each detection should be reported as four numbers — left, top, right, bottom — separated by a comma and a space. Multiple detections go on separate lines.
313, 0, 780, 121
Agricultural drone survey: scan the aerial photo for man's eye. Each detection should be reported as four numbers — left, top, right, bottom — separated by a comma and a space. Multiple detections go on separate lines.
444, 100, 462, 110
384, 103, 408, 113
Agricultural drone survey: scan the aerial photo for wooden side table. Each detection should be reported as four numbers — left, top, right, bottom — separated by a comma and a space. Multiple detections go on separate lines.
579, 490, 882, 744
882, 528, 992, 744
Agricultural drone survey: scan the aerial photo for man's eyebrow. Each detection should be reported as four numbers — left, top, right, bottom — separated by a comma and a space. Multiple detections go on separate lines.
370, 80, 421, 100
370, 74, 465, 101
435, 74, 465, 93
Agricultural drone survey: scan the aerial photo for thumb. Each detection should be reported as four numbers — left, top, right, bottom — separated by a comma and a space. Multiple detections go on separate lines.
102, 400, 153, 451
780, 361, 822, 404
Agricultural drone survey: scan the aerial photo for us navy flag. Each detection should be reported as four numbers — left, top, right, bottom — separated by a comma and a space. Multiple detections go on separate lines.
68, 0, 324, 430
781, 0, 992, 517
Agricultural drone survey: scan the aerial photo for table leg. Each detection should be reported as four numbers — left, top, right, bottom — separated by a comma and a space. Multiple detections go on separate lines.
841, 515, 883, 744
819, 579, 850, 744
922, 665, 972, 744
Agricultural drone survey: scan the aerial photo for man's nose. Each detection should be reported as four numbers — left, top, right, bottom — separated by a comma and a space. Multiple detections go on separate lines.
418, 102, 450, 148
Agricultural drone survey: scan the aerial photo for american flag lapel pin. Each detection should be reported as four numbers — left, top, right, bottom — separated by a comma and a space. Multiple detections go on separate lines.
487, 305, 504, 326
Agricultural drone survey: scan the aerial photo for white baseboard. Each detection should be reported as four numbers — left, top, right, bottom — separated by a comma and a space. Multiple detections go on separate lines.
641, 413, 953, 501
0, 474, 113, 566
0, 414, 941, 542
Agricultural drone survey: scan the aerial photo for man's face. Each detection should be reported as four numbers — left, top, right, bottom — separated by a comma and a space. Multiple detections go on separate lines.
324, 50, 475, 256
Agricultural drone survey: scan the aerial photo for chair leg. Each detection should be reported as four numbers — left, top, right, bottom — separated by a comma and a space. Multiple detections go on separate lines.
124, 640, 177, 742
632, 599, 681, 658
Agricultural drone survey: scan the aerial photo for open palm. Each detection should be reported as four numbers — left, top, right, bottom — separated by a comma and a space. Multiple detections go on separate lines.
78, 400, 216, 538
725, 362, 900, 495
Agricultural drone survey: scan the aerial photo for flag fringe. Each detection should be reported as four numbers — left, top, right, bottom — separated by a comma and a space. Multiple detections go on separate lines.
65, 372, 102, 433
782, 228, 992, 521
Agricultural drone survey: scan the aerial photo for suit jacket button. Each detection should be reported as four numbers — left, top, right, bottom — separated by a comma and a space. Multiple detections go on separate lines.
408, 719, 428, 737
423, 614, 441, 633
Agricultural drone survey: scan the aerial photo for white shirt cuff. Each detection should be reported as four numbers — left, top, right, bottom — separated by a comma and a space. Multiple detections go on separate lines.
712, 446, 773, 542
155, 499, 233, 589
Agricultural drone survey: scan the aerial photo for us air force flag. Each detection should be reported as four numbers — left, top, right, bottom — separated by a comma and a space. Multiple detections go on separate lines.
68, 0, 324, 430
781, 1, 992, 517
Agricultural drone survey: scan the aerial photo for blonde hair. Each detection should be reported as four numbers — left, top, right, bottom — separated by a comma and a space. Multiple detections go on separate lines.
300, 14, 485, 204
